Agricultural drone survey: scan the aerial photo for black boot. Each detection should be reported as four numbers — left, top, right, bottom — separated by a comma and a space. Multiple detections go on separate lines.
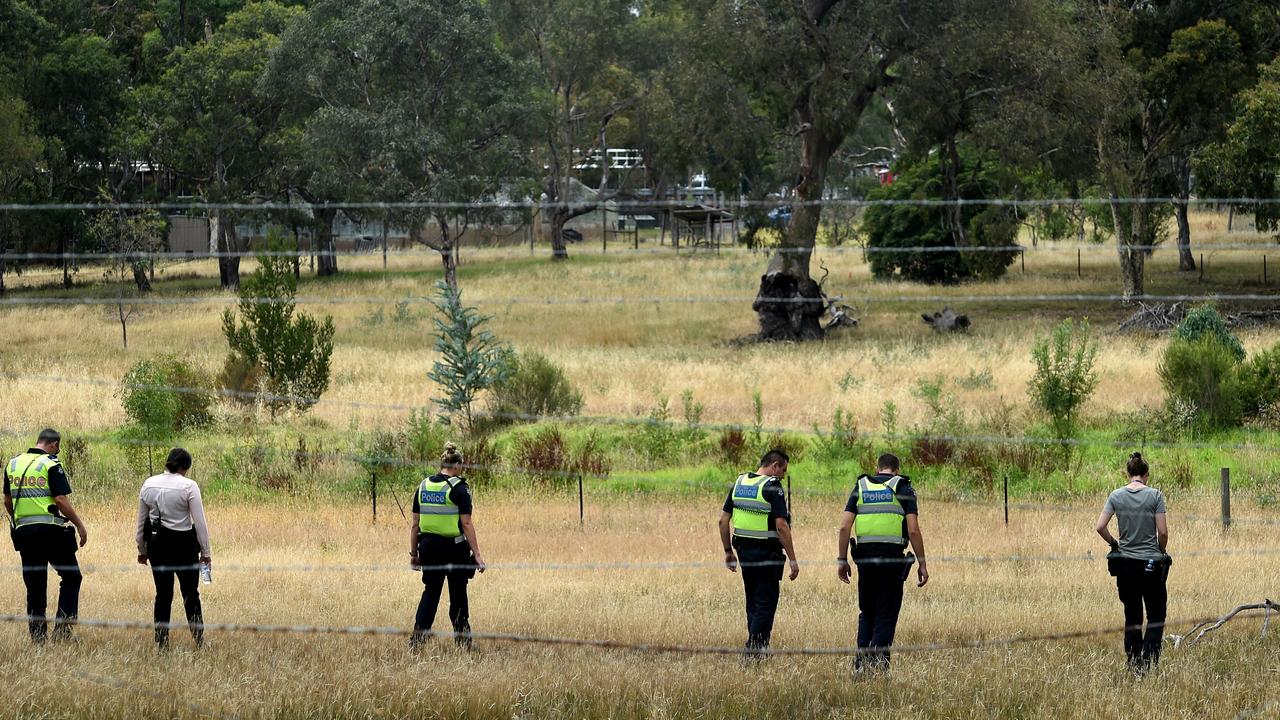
154, 627, 170, 651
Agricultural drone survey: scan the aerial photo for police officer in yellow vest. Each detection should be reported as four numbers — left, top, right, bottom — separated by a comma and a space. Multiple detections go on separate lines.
718, 449, 799, 659
3, 429, 89, 643
836, 453, 928, 673
408, 442, 485, 650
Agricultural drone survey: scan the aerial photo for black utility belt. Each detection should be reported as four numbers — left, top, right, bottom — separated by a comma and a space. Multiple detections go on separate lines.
1107, 552, 1172, 578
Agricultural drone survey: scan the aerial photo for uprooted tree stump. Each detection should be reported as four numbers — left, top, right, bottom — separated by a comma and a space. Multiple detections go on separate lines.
1168, 598, 1279, 649
922, 308, 970, 333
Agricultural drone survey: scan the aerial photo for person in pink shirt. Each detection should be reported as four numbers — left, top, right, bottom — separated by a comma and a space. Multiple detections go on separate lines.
136, 448, 211, 650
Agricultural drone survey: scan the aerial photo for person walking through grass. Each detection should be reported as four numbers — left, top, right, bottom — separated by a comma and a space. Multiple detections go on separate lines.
1095, 452, 1171, 676
136, 448, 211, 650
718, 448, 800, 660
836, 452, 928, 674
4, 428, 88, 644
410, 442, 486, 651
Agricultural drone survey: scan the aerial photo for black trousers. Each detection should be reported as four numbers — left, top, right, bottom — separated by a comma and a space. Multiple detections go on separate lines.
413, 536, 473, 645
1116, 562, 1168, 670
741, 560, 784, 653
14, 524, 81, 642
147, 528, 203, 647
855, 558, 906, 671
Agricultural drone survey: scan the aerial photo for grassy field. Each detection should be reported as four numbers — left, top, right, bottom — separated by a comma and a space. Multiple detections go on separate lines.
1, 496, 1278, 719
0, 210, 1277, 717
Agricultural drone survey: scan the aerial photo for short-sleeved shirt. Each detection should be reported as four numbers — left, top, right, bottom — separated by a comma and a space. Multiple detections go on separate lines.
3, 449, 72, 518
845, 474, 917, 559
1104, 485, 1166, 560
722, 473, 790, 561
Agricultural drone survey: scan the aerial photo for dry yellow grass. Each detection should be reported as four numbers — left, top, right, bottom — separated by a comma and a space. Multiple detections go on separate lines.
1, 495, 1277, 718
0, 211, 1277, 437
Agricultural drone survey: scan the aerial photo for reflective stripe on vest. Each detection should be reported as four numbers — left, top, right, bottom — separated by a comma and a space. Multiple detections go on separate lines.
417, 476, 462, 538
854, 475, 907, 546
7, 452, 62, 527
731, 473, 779, 540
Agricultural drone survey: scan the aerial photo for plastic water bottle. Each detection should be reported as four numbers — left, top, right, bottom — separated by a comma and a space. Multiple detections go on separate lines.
200, 561, 212, 585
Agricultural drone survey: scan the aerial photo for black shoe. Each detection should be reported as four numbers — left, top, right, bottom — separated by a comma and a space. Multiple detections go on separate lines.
50, 622, 75, 644
408, 629, 428, 653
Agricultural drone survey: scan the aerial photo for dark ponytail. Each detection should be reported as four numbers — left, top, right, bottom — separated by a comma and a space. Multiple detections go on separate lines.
1126, 452, 1149, 478
165, 447, 193, 474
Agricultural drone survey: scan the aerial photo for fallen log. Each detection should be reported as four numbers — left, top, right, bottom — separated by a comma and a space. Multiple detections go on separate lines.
922, 308, 970, 333
1168, 598, 1279, 648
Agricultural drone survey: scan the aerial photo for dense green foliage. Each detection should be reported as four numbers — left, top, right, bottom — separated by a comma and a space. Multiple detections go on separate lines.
487, 351, 584, 423
862, 153, 1022, 283
1173, 306, 1246, 362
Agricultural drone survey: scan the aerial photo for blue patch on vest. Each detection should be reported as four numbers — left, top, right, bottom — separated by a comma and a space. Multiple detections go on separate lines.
861, 489, 894, 504
733, 483, 759, 499
420, 490, 447, 505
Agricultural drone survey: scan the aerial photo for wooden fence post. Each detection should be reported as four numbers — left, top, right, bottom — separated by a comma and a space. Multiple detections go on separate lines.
1221, 467, 1232, 530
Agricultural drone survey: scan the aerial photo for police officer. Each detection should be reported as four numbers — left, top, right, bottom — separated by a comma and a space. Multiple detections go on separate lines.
836, 453, 928, 673
1095, 452, 1170, 675
718, 449, 800, 659
3, 428, 88, 643
409, 442, 486, 650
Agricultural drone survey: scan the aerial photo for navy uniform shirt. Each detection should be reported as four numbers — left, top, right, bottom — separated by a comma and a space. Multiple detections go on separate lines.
412, 473, 473, 549
723, 473, 790, 564
3, 449, 72, 519
845, 473, 917, 559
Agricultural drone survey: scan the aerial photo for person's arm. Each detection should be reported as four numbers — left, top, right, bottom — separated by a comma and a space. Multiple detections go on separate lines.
409, 514, 420, 568
1155, 513, 1168, 552
135, 491, 149, 563
1095, 508, 1117, 548
718, 511, 736, 572
906, 514, 927, 587
837, 510, 855, 583
459, 514, 485, 572
775, 518, 800, 581
3, 471, 12, 520
189, 483, 212, 563
53, 496, 87, 547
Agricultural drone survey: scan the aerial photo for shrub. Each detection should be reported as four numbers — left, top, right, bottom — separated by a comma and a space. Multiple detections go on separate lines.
513, 427, 609, 486
1158, 336, 1246, 430
1239, 342, 1280, 417
716, 429, 749, 468
911, 435, 955, 467
1173, 306, 1244, 362
120, 355, 215, 433
1027, 319, 1100, 441
487, 350, 583, 422
426, 280, 511, 429
812, 408, 862, 463
861, 150, 1021, 284
222, 235, 335, 417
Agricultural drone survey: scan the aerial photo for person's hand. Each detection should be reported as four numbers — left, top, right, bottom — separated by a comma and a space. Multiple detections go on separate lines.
137, 553, 148, 566
787, 558, 800, 581
917, 561, 929, 587
724, 550, 738, 573
473, 554, 486, 573
76, 526, 88, 548
837, 558, 851, 584
409, 552, 420, 570
200, 555, 212, 566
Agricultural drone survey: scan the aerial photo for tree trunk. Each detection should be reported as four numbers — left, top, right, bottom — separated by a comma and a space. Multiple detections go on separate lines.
315, 208, 339, 277
216, 210, 241, 289
752, 129, 837, 341
61, 236, 71, 288
118, 303, 128, 349
1174, 158, 1195, 271
0, 213, 7, 295
132, 262, 152, 292
432, 215, 458, 291
550, 206, 571, 261
1109, 197, 1146, 298
942, 133, 967, 248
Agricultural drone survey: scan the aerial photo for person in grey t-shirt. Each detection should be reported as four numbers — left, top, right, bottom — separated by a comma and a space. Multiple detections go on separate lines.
1094, 452, 1170, 675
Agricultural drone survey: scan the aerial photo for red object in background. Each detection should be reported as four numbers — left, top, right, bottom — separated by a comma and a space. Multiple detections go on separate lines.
877, 167, 895, 186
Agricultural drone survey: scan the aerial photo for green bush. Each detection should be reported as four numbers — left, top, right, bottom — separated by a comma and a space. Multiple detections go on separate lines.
1239, 342, 1280, 417
1158, 336, 1246, 430
513, 426, 610, 486
1027, 319, 1100, 440
1173, 306, 1245, 362
861, 149, 1021, 284
120, 355, 215, 433
487, 350, 583, 422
